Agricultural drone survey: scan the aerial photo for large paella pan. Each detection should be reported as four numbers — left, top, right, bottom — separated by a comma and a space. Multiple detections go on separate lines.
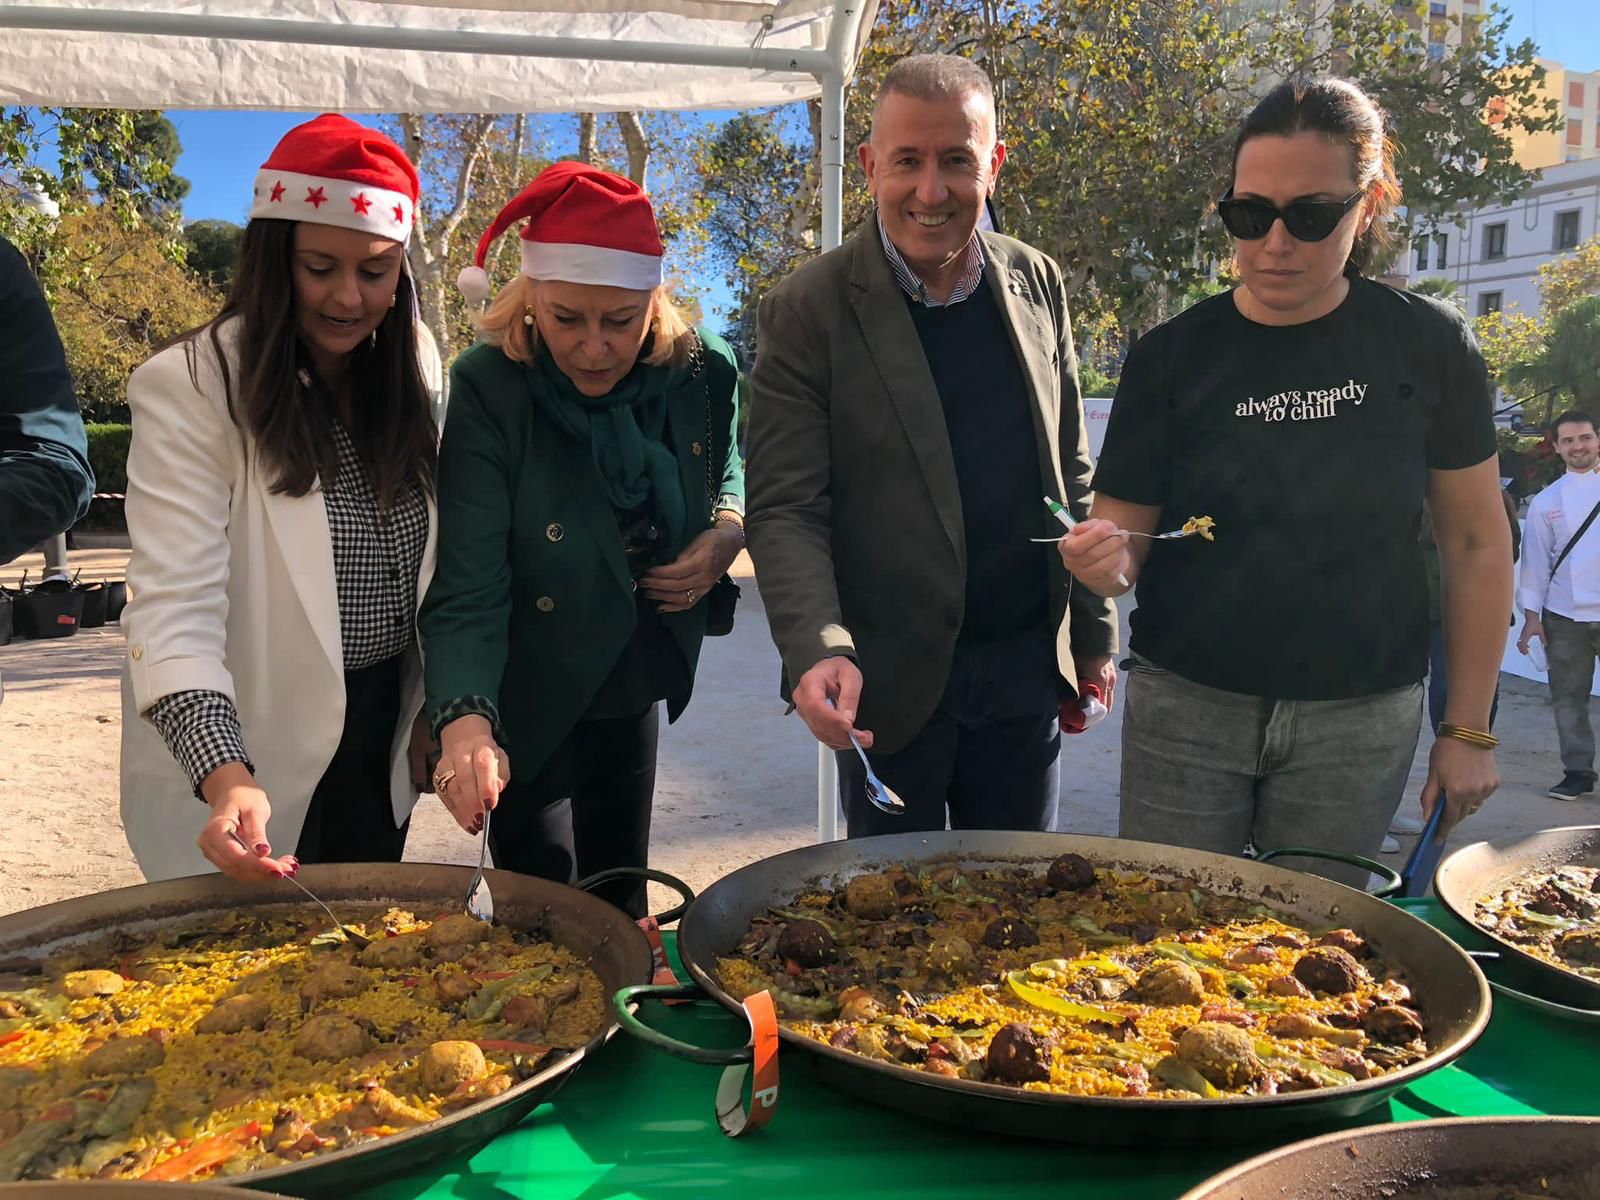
0, 864, 686, 1194
619, 831, 1489, 1145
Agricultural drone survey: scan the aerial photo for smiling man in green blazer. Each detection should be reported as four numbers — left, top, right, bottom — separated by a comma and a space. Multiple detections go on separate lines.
746, 53, 1117, 837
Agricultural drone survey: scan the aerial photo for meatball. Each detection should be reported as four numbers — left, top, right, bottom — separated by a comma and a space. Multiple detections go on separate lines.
84, 1036, 165, 1076
1136, 960, 1205, 1007
985, 1022, 1052, 1084
61, 970, 124, 999
1046, 853, 1096, 892
1558, 929, 1600, 967
843, 874, 899, 920
196, 993, 272, 1034
1175, 1022, 1263, 1090
775, 920, 835, 968
1362, 1004, 1424, 1044
299, 962, 370, 1011
292, 1014, 373, 1061
924, 934, 977, 978
359, 935, 423, 970
1293, 947, 1364, 995
1317, 929, 1369, 957
420, 1040, 486, 1094
425, 913, 492, 950
981, 916, 1040, 951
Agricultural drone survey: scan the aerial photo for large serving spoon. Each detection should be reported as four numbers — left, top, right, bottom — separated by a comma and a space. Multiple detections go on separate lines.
228, 830, 372, 948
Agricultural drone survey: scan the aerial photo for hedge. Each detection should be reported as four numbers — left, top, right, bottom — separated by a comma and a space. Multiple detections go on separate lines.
84, 422, 132, 497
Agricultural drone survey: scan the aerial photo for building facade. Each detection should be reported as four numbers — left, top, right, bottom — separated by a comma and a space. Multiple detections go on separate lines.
1402, 155, 1600, 318
1498, 57, 1600, 171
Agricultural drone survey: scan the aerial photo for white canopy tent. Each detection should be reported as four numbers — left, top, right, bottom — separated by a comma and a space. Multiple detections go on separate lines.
0, 0, 865, 840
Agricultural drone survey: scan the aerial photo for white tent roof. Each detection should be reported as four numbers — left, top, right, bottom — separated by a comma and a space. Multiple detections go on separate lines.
0, 0, 877, 111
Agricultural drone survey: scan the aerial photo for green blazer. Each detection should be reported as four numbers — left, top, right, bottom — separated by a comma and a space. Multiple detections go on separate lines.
420, 329, 743, 780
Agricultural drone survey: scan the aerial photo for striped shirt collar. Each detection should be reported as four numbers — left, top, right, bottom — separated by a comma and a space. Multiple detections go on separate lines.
876, 209, 987, 308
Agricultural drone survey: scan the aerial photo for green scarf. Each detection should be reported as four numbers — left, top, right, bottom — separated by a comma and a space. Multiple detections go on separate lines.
532, 347, 688, 552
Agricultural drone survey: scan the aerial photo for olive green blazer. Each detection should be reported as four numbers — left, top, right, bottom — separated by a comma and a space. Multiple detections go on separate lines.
420, 330, 742, 779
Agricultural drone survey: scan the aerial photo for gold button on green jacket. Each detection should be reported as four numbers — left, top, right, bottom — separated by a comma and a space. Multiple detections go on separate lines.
420, 328, 743, 779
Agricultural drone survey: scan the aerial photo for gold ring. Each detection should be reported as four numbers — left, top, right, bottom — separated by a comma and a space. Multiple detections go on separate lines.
432, 767, 456, 793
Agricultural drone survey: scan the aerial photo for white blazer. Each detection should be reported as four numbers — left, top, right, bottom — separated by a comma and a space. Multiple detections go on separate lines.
119, 321, 440, 881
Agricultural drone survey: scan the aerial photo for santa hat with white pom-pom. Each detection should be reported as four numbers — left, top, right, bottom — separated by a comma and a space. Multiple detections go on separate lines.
456, 161, 664, 305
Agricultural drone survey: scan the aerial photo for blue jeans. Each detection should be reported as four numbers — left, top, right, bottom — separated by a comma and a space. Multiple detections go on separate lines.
1426, 623, 1499, 736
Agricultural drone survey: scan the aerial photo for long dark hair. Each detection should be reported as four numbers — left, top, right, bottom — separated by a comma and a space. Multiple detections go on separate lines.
176, 219, 436, 508
1231, 78, 1402, 277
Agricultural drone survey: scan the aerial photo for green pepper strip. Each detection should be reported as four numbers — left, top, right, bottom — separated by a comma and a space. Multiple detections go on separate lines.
1149, 943, 1258, 995
1005, 971, 1118, 1022
1241, 997, 1285, 1013
460, 965, 554, 1021
1515, 910, 1580, 930
770, 987, 835, 1018
1252, 1039, 1355, 1087
1153, 1056, 1221, 1098
1069, 914, 1131, 946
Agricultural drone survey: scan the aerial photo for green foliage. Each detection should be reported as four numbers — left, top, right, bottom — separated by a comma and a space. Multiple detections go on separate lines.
181, 219, 244, 291
1077, 363, 1118, 399
80, 112, 190, 216
1407, 276, 1463, 308
83, 422, 132, 495
1501, 295, 1600, 422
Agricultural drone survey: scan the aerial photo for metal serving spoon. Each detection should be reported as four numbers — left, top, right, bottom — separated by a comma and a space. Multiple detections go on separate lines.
228, 830, 372, 948
465, 805, 494, 923
828, 697, 906, 816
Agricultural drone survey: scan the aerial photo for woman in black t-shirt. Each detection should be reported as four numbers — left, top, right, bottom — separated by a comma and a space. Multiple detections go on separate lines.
1060, 79, 1511, 874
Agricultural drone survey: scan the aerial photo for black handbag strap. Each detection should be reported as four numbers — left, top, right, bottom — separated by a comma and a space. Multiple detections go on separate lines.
1550, 496, 1600, 582
687, 329, 716, 512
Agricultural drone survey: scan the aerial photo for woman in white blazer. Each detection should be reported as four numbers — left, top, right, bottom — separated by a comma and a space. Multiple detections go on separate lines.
121, 115, 440, 882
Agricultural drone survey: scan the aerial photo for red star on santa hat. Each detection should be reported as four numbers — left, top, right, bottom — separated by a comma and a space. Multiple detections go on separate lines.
393, 202, 406, 224
306, 186, 327, 209
269, 181, 286, 202
351, 192, 372, 215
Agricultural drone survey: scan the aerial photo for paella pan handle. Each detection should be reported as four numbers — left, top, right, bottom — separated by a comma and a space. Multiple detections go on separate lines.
574, 868, 696, 925
613, 983, 755, 1065
1254, 847, 1402, 899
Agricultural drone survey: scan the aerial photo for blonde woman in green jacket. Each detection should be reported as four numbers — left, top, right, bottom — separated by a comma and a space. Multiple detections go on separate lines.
420, 164, 744, 916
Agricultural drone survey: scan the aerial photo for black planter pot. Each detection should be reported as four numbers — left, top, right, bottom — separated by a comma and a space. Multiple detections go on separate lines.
0, 592, 13, 646
77, 583, 108, 629
104, 580, 129, 622
16, 581, 84, 640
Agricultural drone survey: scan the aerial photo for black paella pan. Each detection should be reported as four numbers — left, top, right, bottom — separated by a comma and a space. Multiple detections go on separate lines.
617, 830, 1489, 1146
1433, 825, 1600, 1011
0, 863, 690, 1196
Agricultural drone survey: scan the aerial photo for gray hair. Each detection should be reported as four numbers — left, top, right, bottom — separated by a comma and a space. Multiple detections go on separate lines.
872, 54, 997, 139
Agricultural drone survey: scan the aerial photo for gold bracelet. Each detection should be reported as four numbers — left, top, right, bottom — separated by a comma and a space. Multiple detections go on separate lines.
713, 513, 745, 549
1437, 722, 1498, 749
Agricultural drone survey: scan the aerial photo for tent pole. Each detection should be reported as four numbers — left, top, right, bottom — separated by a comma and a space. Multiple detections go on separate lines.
813, 67, 847, 844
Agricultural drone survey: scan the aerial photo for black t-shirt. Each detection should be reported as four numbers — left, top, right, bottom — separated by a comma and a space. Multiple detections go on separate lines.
1092, 278, 1495, 700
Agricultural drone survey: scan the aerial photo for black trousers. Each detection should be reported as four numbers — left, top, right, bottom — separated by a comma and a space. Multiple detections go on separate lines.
487, 705, 659, 917
839, 631, 1062, 837
295, 654, 410, 864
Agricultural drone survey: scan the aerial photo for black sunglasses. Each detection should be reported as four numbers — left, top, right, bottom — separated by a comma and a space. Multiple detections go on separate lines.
1216, 188, 1365, 242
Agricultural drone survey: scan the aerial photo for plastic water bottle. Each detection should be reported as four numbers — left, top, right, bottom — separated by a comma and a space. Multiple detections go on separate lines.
1527, 635, 1548, 673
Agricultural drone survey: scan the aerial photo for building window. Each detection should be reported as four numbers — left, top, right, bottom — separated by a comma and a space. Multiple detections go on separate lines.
1435, 232, 1449, 270
1414, 239, 1430, 272
1555, 211, 1581, 252
1428, 1, 1446, 13
1569, 118, 1583, 146
1595, 123, 1600, 150
1427, 41, 1446, 62
1570, 81, 1586, 108
1478, 291, 1503, 317
1482, 221, 1507, 261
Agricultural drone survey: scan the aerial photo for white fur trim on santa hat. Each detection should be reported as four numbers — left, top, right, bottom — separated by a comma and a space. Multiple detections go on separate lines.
250, 169, 414, 242
521, 241, 662, 291
457, 265, 492, 306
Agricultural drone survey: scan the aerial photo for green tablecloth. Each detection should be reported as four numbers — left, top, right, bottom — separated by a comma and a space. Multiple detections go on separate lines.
363, 899, 1597, 1200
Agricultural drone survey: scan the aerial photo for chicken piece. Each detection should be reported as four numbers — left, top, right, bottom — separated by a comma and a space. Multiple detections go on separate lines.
84, 1036, 165, 1076
1228, 944, 1279, 967
432, 967, 482, 1007
196, 993, 272, 1034
1266, 975, 1312, 1000
61, 970, 124, 998
1135, 960, 1205, 1006
1362, 1004, 1425, 1044
420, 1041, 487, 1094
359, 935, 423, 970
843, 874, 900, 920
293, 1014, 373, 1061
836, 986, 883, 1024
299, 962, 371, 1012
425, 914, 492, 951
1316, 929, 1369, 957
1317, 1046, 1372, 1080
0, 1000, 23, 1019
1176, 1022, 1263, 1090
1558, 929, 1600, 967
269, 1107, 336, 1158
1266, 1012, 1365, 1048
350, 1083, 434, 1128
441, 1071, 514, 1109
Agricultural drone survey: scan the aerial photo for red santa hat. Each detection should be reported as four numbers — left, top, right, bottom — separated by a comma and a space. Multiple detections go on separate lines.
249, 114, 419, 243
457, 162, 664, 304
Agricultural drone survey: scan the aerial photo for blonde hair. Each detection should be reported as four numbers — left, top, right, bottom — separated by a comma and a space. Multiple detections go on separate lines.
476, 275, 695, 369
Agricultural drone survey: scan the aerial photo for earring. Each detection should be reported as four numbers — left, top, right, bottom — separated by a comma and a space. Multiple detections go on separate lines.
369, 329, 378, 349
389, 292, 397, 308
523, 305, 535, 328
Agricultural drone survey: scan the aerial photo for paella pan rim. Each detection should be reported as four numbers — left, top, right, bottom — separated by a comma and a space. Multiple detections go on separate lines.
1175, 1115, 1600, 1199
1432, 824, 1600, 1005
678, 830, 1491, 1119
0, 863, 655, 1191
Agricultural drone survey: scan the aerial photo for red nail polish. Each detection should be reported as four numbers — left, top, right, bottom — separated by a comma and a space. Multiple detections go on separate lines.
255, 843, 271, 855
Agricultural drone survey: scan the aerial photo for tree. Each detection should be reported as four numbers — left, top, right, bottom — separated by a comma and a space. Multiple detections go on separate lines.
1407, 276, 1463, 307
1501, 295, 1600, 423
181, 219, 244, 291
80, 111, 190, 216
1474, 303, 1543, 386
